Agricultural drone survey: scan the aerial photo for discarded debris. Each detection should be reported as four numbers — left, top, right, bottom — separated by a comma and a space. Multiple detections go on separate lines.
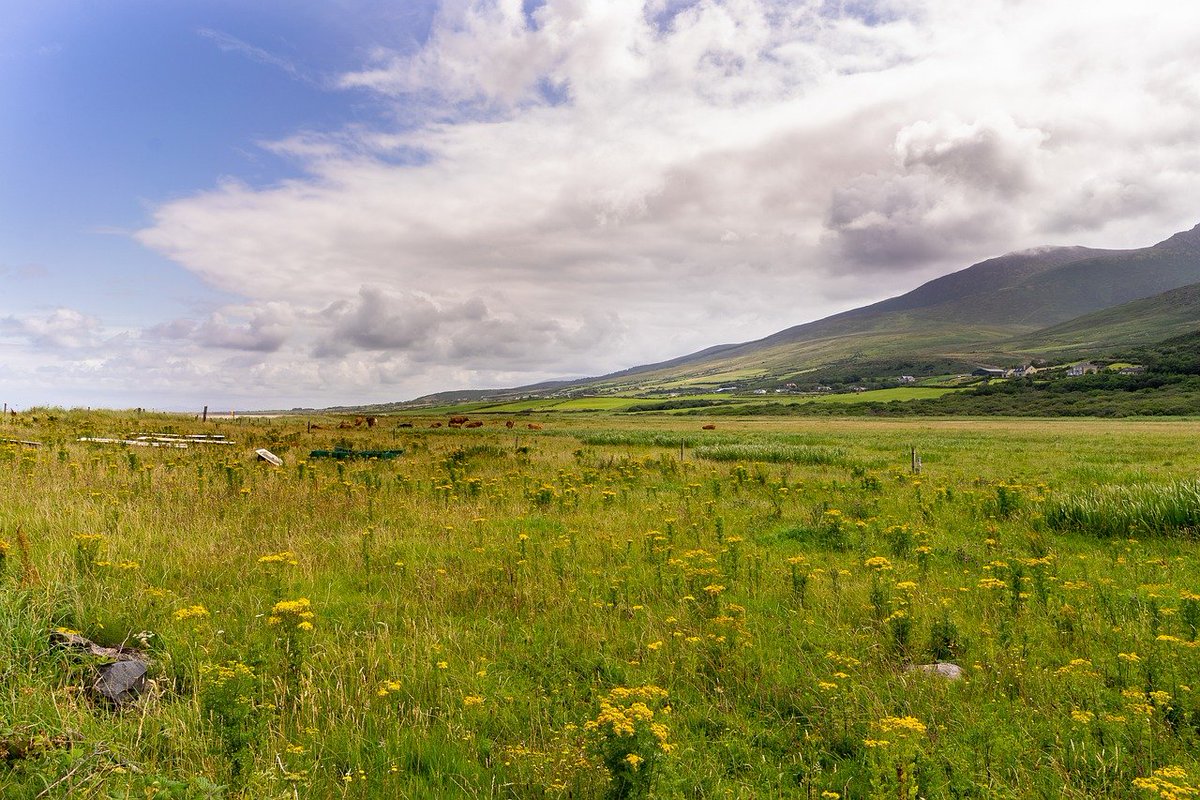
308, 448, 404, 460
78, 437, 187, 449
0, 437, 42, 447
131, 433, 234, 445
255, 448, 283, 466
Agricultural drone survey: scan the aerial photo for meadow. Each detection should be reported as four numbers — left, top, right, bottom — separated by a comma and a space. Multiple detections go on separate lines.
2, 410, 1200, 798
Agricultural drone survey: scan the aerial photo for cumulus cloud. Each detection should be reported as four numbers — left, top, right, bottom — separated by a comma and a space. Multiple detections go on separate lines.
114, 0, 1200, 406
1, 308, 102, 349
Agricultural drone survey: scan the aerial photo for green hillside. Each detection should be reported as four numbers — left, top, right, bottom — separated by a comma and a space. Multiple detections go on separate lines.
1002, 282, 1200, 359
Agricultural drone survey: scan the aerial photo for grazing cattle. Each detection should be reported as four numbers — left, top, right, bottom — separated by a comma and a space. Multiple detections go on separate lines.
464, 420, 483, 428
505, 420, 515, 429
448, 416, 469, 426
398, 422, 413, 428
702, 424, 717, 430
309, 424, 325, 431
337, 421, 352, 429
527, 423, 542, 430
430, 422, 443, 428
366, 417, 377, 428
353, 416, 366, 427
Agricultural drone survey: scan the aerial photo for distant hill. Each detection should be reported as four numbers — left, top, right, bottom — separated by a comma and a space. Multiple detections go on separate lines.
1002, 282, 1200, 359
396, 223, 1200, 405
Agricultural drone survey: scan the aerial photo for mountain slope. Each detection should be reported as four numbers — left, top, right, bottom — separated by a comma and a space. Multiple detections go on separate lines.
1002, 282, 1200, 358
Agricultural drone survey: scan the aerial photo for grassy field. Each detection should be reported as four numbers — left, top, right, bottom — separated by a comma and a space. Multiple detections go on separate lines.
3, 410, 1200, 798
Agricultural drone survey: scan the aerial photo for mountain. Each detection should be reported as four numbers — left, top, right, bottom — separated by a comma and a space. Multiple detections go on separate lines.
572, 222, 1200, 392
399, 223, 1200, 404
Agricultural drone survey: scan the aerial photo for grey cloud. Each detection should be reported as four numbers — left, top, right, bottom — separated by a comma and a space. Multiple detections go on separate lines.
894, 116, 1046, 197
149, 304, 293, 352
314, 287, 447, 357
826, 171, 1012, 269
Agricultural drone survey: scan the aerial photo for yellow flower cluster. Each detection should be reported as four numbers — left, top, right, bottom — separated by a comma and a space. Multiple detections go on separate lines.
268, 598, 315, 631
258, 551, 298, 566
200, 660, 255, 685
585, 685, 672, 753
1132, 765, 1198, 799
173, 604, 210, 621
877, 716, 927, 735
864, 556, 892, 571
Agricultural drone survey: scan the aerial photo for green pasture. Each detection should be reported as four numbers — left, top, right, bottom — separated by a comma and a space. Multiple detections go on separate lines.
2, 410, 1200, 798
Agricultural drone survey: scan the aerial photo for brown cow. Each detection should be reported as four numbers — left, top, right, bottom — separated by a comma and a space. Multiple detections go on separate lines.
366, 417, 377, 428
702, 424, 716, 430
527, 423, 542, 430
430, 422, 443, 428
398, 422, 413, 428
464, 420, 483, 428
505, 420, 515, 429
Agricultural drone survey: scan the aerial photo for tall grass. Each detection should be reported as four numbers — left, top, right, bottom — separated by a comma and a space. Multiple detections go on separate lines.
1045, 479, 1200, 537
692, 442, 849, 466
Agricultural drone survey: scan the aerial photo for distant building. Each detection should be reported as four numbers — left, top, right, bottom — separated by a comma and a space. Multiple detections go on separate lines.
1067, 362, 1099, 377
1118, 366, 1145, 375
784, 383, 797, 389
753, 389, 768, 395
1013, 365, 1038, 378
898, 375, 916, 384
972, 367, 1007, 378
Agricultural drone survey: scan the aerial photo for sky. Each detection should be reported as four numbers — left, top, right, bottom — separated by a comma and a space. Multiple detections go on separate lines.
2, 0, 1199, 411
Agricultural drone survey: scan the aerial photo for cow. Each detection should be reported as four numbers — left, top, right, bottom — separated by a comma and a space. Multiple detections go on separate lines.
702, 424, 717, 430
398, 422, 413, 428
430, 422, 443, 428
505, 420, 515, 429
527, 423, 542, 430
448, 416, 469, 427
464, 420, 483, 428
366, 417, 377, 428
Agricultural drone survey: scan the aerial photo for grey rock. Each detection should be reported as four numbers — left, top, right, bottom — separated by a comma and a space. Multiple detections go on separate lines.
907, 662, 963, 680
95, 659, 148, 706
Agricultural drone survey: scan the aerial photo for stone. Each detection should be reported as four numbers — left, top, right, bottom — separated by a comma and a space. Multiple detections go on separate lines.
94, 660, 148, 706
907, 662, 963, 680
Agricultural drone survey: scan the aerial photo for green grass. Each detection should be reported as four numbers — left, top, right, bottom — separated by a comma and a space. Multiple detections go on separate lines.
1045, 479, 1200, 538
2, 411, 1200, 798
800, 386, 964, 404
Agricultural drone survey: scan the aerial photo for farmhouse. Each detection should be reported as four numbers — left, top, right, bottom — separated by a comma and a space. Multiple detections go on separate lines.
972, 367, 1007, 378
1067, 362, 1099, 377
898, 375, 916, 384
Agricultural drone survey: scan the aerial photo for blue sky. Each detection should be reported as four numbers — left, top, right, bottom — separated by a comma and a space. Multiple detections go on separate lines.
2, 1, 1199, 410
1, 1, 434, 325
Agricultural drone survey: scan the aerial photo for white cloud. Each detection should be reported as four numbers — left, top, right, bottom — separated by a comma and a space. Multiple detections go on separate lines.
100, 0, 1200, 406
1, 308, 102, 349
